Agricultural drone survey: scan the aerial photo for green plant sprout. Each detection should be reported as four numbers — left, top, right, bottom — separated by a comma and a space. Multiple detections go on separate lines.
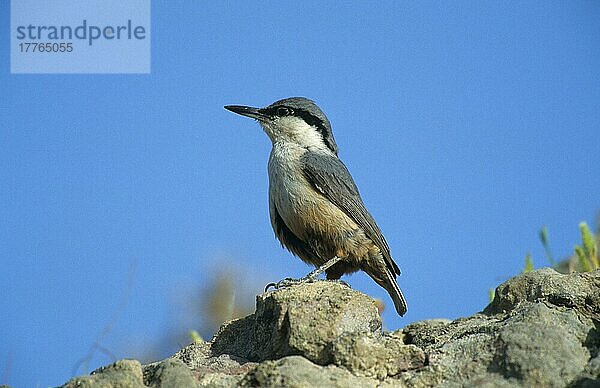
189, 330, 203, 344
574, 222, 599, 271
488, 288, 495, 303
539, 226, 556, 266
523, 253, 534, 273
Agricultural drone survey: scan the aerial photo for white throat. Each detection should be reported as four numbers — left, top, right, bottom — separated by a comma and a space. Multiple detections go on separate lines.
260, 116, 329, 152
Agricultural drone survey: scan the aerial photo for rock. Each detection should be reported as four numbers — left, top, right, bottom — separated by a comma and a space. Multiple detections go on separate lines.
171, 340, 211, 369
61, 269, 600, 387
143, 359, 198, 388
484, 268, 600, 315
240, 355, 379, 388
493, 303, 590, 386
331, 332, 425, 379
210, 281, 382, 365
62, 359, 145, 388
401, 269, 600, 387
150, 340, 257, 387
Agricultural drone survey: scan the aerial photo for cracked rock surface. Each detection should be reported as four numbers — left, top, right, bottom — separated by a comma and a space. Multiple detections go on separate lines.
62, 269, 600, 387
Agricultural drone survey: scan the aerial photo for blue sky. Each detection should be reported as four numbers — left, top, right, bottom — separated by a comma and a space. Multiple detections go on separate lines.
2, 2, 600, 387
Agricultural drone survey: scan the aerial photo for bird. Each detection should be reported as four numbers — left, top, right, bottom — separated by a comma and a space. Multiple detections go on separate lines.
224, 97, 407, 316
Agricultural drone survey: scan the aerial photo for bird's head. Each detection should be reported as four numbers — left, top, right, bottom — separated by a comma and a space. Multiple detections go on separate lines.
225, 97, 338, 155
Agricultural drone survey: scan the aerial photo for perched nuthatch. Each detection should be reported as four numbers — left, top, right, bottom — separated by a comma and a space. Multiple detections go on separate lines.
224, 97, 407, 316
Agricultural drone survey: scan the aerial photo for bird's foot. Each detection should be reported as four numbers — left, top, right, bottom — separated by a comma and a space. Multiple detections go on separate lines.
264, 277, 350, 292
326, 279, 351, 288
264, 276, 318, 292
264, 256, 344, 292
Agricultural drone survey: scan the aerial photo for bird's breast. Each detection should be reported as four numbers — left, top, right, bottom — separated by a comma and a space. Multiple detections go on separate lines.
268, 145, 312, 233
267, 144, 359, 243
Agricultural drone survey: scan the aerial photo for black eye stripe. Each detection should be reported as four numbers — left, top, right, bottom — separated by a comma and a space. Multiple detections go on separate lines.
263, 105, 321, 125
261, 105, 294, 117
277, 107, 292, 116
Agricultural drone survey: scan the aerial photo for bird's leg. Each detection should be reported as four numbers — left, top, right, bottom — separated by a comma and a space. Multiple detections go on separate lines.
265, 256, 342, 291
302, 256, 342, 282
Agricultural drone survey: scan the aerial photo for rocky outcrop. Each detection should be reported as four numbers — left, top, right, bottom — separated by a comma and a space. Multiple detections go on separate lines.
62, 269, 600, 387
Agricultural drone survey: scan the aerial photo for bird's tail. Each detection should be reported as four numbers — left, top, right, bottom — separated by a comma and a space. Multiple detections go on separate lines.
382, 268, 408, 316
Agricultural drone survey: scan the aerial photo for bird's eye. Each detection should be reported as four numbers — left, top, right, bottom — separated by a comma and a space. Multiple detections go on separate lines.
276, 107, 291, 116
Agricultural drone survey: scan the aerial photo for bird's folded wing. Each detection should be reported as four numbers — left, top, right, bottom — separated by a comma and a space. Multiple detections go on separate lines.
300, 151, 400, 275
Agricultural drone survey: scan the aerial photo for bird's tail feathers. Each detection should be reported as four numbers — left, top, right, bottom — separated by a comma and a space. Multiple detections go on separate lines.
383, 268, 407, 316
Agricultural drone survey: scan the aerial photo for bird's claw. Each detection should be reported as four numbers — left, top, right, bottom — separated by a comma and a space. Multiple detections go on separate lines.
264, 276, 317, 292
327, 279, 351, 288
264, 282, 277, 292
264, 277, 295, 292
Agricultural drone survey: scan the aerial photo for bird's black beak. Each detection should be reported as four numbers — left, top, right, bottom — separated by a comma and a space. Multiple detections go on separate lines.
224, 105, 268, 120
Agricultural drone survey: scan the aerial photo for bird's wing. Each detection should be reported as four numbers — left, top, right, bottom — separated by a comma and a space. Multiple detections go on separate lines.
300, 151, 400, 275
